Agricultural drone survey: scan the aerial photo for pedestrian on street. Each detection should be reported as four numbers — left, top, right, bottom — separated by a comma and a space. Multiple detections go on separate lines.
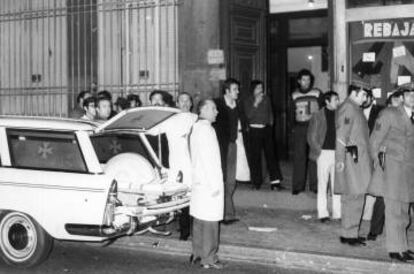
70, 90, 91, 119
80, 96, 97, 121
176, 91, 195, 241
177, 92, 193, 113
386, 89, 404, 107
243, 80, 284, 190
368, 83, 414, 262
127, 93, 142, 108
335, 81, 372, 247
291, 69, 321, 195
367, 88, 403, 242
97, 90, 117, 119
189, 99, 225, 269
149, 90, 167, 107
148, 90, 170, 168
213, 78, 250, 225
307, 91, 341, 223
114, 97, 129, 112
95, 96, 112, 122
360, 90, 384, 240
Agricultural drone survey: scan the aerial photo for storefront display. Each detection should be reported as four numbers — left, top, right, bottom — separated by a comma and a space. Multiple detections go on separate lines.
349, 18, 414, 104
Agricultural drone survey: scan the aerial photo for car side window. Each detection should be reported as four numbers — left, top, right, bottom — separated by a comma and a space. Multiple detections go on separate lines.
7, 129, 87, 173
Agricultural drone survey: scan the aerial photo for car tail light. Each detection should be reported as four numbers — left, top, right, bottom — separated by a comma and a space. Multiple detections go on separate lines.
103, 180, 118, 226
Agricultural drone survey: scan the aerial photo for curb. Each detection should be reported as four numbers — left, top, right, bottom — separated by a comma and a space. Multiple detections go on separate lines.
111, 235, 414, 274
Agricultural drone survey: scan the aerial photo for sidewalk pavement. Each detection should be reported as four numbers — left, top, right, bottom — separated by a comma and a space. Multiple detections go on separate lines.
112, 162, 414, 273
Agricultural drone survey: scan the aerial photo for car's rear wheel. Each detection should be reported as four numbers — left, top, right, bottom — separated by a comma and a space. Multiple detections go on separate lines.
0, 211, 53, 268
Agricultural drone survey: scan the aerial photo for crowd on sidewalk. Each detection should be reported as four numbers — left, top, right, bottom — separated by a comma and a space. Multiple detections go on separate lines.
70, 68, 414, 267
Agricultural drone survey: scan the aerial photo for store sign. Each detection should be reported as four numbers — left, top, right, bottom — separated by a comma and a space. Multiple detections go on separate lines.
363, 19, 414, 39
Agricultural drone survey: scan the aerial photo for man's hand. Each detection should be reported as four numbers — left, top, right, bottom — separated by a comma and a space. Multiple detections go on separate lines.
336, 162, 345, 172
345, 145, 358, 163
253, 93, 264, 107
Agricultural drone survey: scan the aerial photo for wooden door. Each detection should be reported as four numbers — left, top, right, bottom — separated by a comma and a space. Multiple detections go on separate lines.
221, 0, 268, 100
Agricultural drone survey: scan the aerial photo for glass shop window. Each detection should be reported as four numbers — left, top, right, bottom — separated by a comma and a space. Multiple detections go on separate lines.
347, 0, 414, 8
349, 18, 414, 105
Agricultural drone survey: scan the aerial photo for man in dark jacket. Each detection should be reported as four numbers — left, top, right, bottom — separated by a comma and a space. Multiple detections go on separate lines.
368, 83, 414, 262
307, 91, 340, 223
70, 90, 91, 118
213, 78, 250, 224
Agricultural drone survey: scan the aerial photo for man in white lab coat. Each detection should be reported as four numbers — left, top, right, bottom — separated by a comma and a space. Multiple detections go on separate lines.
189, 99, 225, 269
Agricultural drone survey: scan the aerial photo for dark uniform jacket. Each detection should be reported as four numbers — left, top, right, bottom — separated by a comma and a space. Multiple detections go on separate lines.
335, 98, 372, 195
213, 97, 250, 177
368, 106, 414, 202
307, 107, 329, 161
367, 104, 384, 135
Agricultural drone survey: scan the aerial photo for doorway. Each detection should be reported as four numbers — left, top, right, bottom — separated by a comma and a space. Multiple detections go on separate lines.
269, 10, 328, 159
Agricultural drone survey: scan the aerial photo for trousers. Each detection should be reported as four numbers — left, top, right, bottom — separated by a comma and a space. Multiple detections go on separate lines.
369, 196, 385, 236
292, 123, 317, 192
192, 218, 219, 265
341, 194, 365, 238
224, 142, 237, 220
384, 198, 410, 253
317, 150, 341, 219
249, 126, 283, 188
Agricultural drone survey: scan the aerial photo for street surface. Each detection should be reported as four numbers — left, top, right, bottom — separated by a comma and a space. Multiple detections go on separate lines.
0, 241, 322, 274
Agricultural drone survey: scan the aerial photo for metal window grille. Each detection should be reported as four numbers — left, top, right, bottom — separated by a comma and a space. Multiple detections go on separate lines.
0, 0, 179, 117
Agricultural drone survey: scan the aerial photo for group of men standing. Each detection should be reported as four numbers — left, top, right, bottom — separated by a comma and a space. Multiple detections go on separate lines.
70, 73, 414, 265
304, 74, 414, 262
69, 90, 141, 122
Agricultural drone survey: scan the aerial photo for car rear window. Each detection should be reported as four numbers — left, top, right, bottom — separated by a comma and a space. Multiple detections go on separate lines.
7, 129, 87, 172
91, 133, 155, 166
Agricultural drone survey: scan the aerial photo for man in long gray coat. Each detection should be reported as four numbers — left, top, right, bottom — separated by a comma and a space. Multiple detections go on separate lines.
369, 84, 414, 262
335, 82, 372, 246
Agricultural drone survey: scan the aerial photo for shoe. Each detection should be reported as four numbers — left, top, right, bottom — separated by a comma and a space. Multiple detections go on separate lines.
406, 249, 414, 255
403, 252, 414, 261
292, 190, 301, 195
270, 182, 286, 191
366, 233, 377, 241
319, 217, 330, 223
179, 235, 189, 241
339, 237, 366, 246
189, 254, 201, 265
389, 252, 408, 262
222, 218, 239, 225
201, 261, 224, 269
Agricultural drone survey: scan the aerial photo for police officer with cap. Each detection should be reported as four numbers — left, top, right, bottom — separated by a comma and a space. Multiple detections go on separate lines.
368, 82, 414, 262
335, 80, 372, 246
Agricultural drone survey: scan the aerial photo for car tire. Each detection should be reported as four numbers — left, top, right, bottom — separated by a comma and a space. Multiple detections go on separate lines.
0, 211, 53, 268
